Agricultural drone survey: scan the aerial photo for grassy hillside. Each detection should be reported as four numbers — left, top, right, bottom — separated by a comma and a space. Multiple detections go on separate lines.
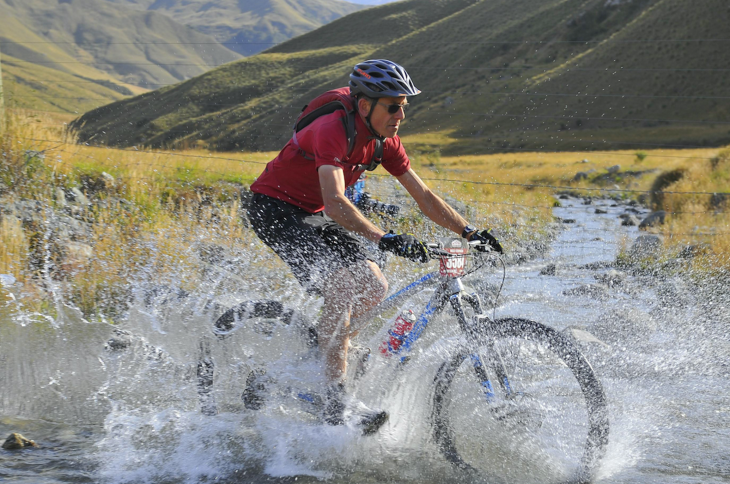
105, 0, 367, 56
0, 0, 240, 96
1, 54, 131, 114
71, 0, 730, 154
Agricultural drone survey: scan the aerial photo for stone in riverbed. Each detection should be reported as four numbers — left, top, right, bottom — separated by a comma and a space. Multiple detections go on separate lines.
639, 211, 666, 229
595, 270, 626, 287
629, 234, 663, 256
2, 433, 38, 450
620, 213, 641, 226
540, 263, 557, 275
563, 284, 609, 299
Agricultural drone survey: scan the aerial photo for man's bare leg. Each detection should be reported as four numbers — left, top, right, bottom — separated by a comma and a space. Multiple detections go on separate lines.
318, 260, 388, 382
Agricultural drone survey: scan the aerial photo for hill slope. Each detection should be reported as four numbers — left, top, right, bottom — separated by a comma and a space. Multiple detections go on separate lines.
105, 0, 367, 56
0, 0, 240, 111
1, 54, 131, 114
71, 0, 730, 153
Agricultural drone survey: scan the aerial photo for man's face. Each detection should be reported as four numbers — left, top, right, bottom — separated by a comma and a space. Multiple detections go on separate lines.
360, 95, 408, 138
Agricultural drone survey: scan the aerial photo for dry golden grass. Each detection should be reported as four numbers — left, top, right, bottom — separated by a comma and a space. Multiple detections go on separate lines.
403, 132, 730, 269
2, 110, 729, 320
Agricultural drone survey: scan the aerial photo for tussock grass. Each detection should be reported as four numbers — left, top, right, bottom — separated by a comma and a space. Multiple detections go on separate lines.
1, 110, 271, 319
2, 110, 729, 321
403, 132, 730, 270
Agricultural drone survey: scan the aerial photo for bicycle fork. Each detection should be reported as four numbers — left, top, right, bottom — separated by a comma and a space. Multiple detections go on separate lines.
447, 279, 513, 403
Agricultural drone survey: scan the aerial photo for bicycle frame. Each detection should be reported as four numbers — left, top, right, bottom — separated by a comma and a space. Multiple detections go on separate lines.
350, 250, 509, 402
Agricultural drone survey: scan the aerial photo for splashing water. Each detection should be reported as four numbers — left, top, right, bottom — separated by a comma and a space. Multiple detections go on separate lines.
1, 198, 729, 483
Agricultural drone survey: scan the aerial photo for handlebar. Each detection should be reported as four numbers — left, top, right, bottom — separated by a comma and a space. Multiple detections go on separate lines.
356, 193, 400, 216
426, 240, 494, 259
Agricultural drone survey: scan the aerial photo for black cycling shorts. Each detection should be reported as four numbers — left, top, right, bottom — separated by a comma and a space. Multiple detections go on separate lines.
247, 193, 371, 295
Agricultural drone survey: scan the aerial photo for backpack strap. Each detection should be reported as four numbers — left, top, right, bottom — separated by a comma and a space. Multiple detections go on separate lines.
292, 101, 357, 159
365, 137, 383, 171
291, 98, 382, 171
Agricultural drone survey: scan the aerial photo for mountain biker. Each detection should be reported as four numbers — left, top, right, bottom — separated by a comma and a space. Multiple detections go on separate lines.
247, 59, 502, 433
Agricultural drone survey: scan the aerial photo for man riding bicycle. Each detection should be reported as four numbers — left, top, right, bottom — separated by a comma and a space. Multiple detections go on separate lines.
248, 59, 502, 433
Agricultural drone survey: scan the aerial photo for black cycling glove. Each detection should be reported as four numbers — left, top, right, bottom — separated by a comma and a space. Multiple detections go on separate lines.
469, 229, 504, 253
378, 232, 429, 263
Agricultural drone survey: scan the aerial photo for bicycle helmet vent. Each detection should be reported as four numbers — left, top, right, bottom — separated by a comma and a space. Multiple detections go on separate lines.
349, 59, 421, 98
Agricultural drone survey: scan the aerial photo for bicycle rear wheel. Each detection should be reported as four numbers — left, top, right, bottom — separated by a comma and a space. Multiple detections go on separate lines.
197, 300, 317, 414
432, 317, 609, 483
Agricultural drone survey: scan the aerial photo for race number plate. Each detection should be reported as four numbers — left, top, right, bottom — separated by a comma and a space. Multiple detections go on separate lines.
439, 237, 468, 277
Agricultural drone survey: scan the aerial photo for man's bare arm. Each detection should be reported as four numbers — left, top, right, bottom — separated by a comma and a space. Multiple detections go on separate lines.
318, 165, 385, 242
396, 169, 468, 234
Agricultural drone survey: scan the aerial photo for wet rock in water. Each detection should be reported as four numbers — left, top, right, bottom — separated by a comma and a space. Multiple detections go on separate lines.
582, 197, 593, 205
639, 211, 667, 230
678, 244, 710, 259
559, 194, 571, 200
563, 284, 609, 299
2, 433, 38, 450
106, 329, 134, 351
579, 261, 614, 270
561, 218, 577, 224
540, 263, 557, 276
595, 208, 608, 214
104, 328, 169, 362
620, 214, 641, 226
595, 270, 626, 287
630, 234, 663, 256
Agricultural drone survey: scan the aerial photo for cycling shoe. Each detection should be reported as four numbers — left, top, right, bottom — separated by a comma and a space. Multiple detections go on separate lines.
322, 383, 388, 435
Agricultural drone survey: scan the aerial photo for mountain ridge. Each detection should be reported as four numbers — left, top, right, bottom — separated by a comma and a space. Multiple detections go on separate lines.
0, 0, 244, 112
71, 0, 730, 153
105, 0, 367, 56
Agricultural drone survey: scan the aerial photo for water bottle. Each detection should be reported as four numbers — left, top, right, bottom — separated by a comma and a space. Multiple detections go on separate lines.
380, 309, 417, 355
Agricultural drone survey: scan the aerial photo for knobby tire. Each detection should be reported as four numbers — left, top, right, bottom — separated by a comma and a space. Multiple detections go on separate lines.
431, 317, 609, 483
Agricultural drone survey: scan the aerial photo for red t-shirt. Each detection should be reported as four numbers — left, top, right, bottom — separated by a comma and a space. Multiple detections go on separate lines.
250, 94, 411, 213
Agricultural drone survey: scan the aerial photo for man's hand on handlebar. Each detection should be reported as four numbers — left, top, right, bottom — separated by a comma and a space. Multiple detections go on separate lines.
468, 229, 504, 254
378, 232, 429, 263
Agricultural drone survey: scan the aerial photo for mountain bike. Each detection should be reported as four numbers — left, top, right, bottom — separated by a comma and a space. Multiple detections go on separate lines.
196, 237, 609, 483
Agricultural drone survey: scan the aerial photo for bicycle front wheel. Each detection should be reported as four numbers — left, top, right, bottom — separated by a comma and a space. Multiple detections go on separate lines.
432, 317, 609, 483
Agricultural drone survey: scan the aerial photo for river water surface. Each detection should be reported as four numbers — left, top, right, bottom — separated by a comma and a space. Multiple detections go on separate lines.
1, 198, 728, 483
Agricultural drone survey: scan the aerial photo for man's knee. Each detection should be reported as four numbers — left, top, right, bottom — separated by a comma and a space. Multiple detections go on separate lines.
352, 260, 388, 306
324, 261, 387, 302
368, 262, 388, 301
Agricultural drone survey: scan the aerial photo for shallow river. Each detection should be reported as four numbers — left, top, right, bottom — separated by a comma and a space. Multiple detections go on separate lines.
1, 198, 728, 483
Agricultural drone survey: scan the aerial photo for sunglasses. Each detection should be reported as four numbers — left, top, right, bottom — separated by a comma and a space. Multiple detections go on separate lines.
377, 102, 409, 114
